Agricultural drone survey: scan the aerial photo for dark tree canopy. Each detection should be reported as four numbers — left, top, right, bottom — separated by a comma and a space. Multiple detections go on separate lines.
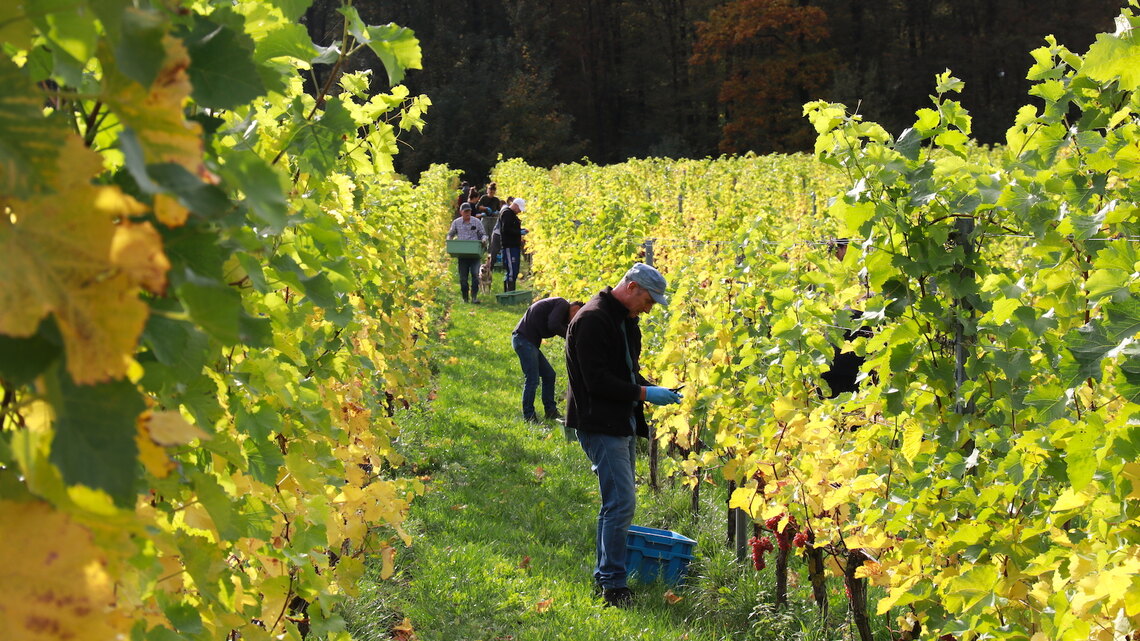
301, 0, 1123, 182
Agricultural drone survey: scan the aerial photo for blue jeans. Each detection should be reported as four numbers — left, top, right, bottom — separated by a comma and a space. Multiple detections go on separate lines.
512, 333, 556, 418
457, 257, 479, 301
502, 246, 520, 290
577, 430, 636, 589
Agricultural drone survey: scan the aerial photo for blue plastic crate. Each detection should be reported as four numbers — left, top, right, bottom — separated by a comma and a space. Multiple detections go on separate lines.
626, 525, 696, 584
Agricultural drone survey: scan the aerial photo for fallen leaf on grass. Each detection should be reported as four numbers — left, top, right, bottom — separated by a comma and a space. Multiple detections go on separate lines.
664, 590, 683, 605
519, 555, 531, 569
533, 466, 546, 481
534, 597, 553, 613
392, 617, 417, 640
450, 504, 467, 510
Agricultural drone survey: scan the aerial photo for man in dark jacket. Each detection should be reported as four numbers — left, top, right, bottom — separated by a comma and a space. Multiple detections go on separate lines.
512, 297, 584, 423
565, 263, 681, 607
499, 198, 524, 291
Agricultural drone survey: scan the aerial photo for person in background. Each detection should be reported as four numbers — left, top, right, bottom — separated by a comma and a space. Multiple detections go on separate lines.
478, 182, 502, 218
512, 297, 585, 424
564, 263, 681, 608
467, 188, 484, 218
456, 181, 470, 215
499, 197, 525, 291
446, 203, 487, 303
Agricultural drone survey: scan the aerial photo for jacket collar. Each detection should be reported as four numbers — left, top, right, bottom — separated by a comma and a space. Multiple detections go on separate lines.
598, 286, 635, 324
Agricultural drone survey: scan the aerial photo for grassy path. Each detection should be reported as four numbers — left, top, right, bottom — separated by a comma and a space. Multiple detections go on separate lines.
342, 295, 863, 641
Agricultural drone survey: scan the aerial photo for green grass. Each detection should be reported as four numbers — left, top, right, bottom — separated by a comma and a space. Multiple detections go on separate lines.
341, 291, 893, 641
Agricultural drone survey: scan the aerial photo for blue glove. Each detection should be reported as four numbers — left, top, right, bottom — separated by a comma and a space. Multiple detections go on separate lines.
644, 386, 682, 406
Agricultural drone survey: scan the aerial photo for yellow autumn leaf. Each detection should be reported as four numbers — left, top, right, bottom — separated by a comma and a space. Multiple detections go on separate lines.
1121, 462, 1140, 500
728, 486, 758, 512
0, 135, 153, 384
381, 546, 396, 579
136, 418, 173, 479
663, 589, 684, 604
534, 597, 553, 613
111, 221, 170, 295
0, 500, 129, 641
146, 410, 210, 446
1052, 487, 1092, 512
392, 617, 417, 641
101, 36, 203, 174
153, 193, 189, 227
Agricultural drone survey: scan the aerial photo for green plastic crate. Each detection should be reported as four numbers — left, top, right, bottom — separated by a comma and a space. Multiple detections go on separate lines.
446, 239, 483, 257
495, 290, 533, 305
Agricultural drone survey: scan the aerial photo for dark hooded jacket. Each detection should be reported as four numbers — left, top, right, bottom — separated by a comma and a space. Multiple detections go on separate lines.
565, 287, 651, 437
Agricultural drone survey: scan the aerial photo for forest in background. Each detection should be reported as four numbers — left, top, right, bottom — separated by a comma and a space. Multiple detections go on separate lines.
302, 0, 1123, 182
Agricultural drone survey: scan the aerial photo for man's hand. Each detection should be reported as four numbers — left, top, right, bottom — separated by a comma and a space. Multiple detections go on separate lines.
644, 386, 682, 405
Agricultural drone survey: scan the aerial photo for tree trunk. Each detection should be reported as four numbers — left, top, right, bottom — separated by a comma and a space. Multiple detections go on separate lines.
806, 546, 828, 617
774, 544, 789, 609
844, 549, 873, 641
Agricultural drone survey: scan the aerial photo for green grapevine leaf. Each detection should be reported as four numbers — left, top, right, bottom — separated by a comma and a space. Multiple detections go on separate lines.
215, 149, 289, 231
337, 7, 421, 86
1060, 298, 1140, 388
1082, 28, 1140, 91
1065, 426, 1098, 489
235, 405, 284, 485
39, 4, 99, 65
364, 23, 422, 87
0, 56, 69, 198
46, 365, 145, 508
253, 22, 317, 63
112, 8, 167, 87
1086, 239, 1139, 302
0, 319, 62, 386
174, 269, 244, 346
182, 14, 266, 109
289, 96, 355, 175
267, 0, 313, 21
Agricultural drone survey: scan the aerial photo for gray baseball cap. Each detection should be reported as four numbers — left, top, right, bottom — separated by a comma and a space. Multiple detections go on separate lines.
624, 263, 668, 306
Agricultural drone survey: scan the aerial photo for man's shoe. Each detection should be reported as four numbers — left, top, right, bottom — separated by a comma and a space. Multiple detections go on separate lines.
523, 414, 542, 425
544, 409, 562, 420
602, 587, 633, 608
471, 299, 481, 304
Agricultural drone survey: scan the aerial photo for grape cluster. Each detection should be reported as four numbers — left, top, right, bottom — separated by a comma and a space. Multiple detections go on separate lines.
749, 535, 775, 570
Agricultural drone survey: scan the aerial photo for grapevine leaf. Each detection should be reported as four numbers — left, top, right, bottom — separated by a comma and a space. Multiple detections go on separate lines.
141, 304, 210, 373
0, 500, 129, 640
235, 405, 284, 485
1065, 426, 1098, 489
112, 8, 167, 87
39, 4, 99, 65
894, 127, 921, 161
363, 23, 422, 87
101, 35, 204, 174
254, 22, 318, 63
288, 96, 355, 175
1118, 345, 1140, 404
174, 269, 243, 345
215, 150, 289, 231
146, 162, 231, 218
0, 318, 61, 386
0, 136, 155, 384
1081, 29, 1140, 91
1060, 298, 1140, 388
46, 365, 145, 508
235, 252, 269, 293
189, 469, 243, 540
181, 15, 266, 109
1086, 239, 1138, 302
0, 56, 70, 198
268, 0, 314, 21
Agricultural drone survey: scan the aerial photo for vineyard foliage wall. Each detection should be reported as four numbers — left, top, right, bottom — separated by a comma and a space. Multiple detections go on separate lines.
495, 6, 1140, 639
0, 1, 455, 640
